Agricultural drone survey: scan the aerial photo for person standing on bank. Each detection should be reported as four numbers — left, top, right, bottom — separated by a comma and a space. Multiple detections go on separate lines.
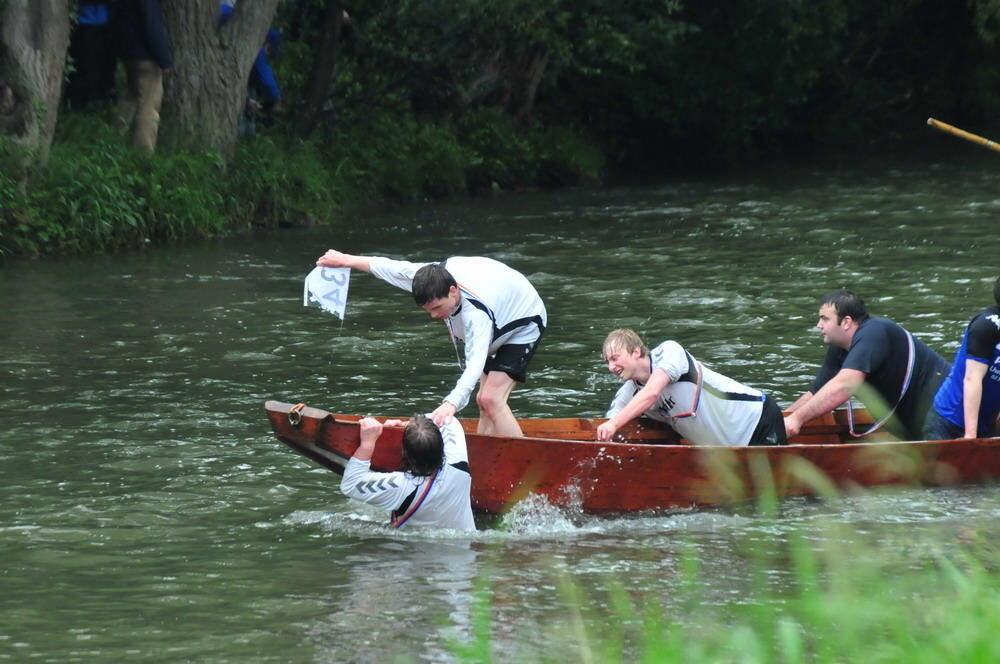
341, 415, 475, 531
924, 276, 1000, 439
113, 0, 174, 153
315, 249, 546, 437
66, 1, 117, 110
784, 289, 949, 440
597, 329, 787, 445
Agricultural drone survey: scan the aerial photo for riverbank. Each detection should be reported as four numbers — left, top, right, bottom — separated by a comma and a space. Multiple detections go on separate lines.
0, 108, 603, 259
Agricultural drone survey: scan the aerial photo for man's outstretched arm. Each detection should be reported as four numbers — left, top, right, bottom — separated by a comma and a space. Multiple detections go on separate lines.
597, 370, 671, 441
316, 249, 372, 272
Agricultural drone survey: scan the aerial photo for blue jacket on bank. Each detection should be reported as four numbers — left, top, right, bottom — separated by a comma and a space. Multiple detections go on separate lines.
219, 4, 282, 104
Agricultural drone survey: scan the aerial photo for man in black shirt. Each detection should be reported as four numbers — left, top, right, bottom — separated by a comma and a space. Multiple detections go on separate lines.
784, 289, 949, 440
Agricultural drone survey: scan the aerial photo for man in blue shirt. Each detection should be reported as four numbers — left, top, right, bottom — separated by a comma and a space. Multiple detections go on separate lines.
924, 276, 1000, 439
784, 289, 949, 440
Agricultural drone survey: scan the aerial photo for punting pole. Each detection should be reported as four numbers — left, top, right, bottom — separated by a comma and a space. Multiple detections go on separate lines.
927, 117, 1000, 153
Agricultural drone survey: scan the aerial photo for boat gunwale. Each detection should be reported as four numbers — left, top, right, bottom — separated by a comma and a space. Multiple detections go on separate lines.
263, 400, 1000, 450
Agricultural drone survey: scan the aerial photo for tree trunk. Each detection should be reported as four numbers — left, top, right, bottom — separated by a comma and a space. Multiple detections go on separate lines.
0, 0, 71, 171
292, 0, 344, 140
513, 46, 549, 121
158, 0, 279, 162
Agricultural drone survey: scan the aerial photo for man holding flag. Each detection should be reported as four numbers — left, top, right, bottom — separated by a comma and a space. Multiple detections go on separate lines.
314, 249, 547, 437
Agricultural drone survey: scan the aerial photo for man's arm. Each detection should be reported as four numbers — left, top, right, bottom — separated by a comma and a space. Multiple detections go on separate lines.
784, 369, 865, 438
597, 370, 671, 441
962, 359, 989, 438
340, 418, 410, 510
317, 251, 432, 294
352, 417, 382, 461
784, 391, 814, 415
317, 249, 372, 273
435, 308, 494, 420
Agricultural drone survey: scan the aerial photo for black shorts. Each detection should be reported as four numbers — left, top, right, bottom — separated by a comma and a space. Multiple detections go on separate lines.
748, 394, 788, 446
483, 333, 543, 384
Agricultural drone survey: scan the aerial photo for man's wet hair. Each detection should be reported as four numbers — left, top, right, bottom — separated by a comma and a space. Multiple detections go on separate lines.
602, 328, 649, 361
994, 275, 1000, 307
402, 414, 444, 476
820, 288, 869, 324
412, 264, 457, 306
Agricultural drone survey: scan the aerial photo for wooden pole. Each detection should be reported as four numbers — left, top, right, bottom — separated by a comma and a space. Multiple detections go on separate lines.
927, 117, 1000, 153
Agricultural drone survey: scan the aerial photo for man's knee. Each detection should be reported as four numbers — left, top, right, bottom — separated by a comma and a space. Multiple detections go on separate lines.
476, 389, 501, 415
476, 382, 511, 415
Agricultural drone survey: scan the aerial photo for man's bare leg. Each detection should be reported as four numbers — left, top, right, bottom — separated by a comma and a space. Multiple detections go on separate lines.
475, 372, 521, 436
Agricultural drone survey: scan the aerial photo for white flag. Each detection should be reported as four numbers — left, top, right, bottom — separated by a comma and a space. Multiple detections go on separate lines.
303, 266, 351, 319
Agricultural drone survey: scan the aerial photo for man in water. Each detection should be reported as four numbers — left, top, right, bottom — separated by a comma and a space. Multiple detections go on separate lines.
597, 328, 786, 445
784, 289, 949, 440
924, 276, 1000, 439
341, 415, 475, 531
316, 249, 546, 437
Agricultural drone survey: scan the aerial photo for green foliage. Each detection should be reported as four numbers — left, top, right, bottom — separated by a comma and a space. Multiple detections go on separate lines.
1, 115, 344, 256
11, 0, 1000, 256
457, 108, 540, 190
31, 122, 150, 253
329, 105, 600, 204
146, 150, 229, 241
449, 521, 1000, 664
0, 139, 29, 257
229, 136, 342, 225
1, 102, 604, 256
446, 582, 496, 663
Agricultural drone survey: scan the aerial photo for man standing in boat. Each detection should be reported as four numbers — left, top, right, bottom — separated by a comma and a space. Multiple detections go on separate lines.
783, 289, 949, 440
923, 276, 1000, 439
341, 415, 475, 531
597, 329, 787, 445
315, 249, 546, 437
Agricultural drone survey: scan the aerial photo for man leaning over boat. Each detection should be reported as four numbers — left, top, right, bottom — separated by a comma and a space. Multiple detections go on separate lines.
784, 289, 949, 441
597, 329, 787, 445
341, 415, 475, 531
316, 249, 546, 438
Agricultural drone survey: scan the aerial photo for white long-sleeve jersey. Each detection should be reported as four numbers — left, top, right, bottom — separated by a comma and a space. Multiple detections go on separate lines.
340, 418, 475, 531
368, 255, 546, 411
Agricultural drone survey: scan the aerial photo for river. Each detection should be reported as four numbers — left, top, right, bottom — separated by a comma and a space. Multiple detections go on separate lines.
1, 153, 998, 662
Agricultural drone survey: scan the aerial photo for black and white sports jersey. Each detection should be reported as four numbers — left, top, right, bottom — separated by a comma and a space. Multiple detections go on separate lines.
369, 255, 546, 411
606, 340, 765, 446
340, 418, 475, 531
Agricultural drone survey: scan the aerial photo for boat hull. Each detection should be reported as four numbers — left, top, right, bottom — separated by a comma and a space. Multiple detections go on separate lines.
265, 400, 1000, 514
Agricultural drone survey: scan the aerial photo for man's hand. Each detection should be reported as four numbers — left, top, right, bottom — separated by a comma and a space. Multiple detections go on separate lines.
358, 417, 383, 447
596, 419, 619, 442
783, 414, 801, 440
317, 249, 350, 268
431, 401, 457, 426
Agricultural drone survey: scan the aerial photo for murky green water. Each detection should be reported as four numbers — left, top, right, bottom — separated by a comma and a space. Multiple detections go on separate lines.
2, 155, 998, 662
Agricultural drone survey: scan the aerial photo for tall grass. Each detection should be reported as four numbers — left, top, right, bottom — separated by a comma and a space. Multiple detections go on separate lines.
448, 517, 998, 664
452, 455, 998, 664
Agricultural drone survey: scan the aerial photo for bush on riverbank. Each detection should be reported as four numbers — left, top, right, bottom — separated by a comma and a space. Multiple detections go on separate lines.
0, 108, 602, 258
451, 515, 998, 663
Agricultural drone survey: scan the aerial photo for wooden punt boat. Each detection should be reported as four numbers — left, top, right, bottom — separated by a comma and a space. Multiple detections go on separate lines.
264, 400, 1000, 514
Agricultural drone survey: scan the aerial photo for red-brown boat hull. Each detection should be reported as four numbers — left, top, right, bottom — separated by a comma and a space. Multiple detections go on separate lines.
265, 400, 1000, 514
